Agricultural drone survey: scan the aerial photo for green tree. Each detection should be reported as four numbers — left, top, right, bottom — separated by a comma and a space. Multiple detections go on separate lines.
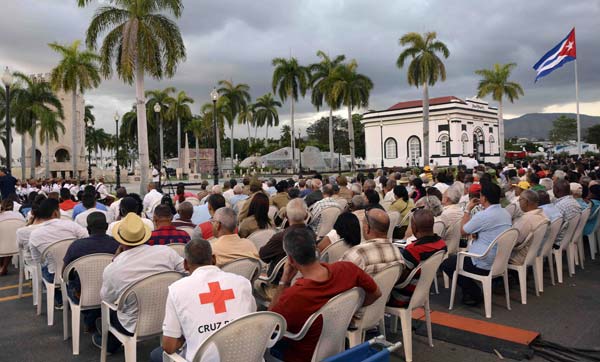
84, 104, 96, 126
49, 39, 101, 178
309, 50, 345, 169
39, 111, 66, 177
280, 124, 291, 148
238, 103, 255, 144
253, 93, 281, 140
200, 100, 229, 173
80, 0, 186, 194
166, 90, 194, 168
185, 115, 210, 173
585, 124, 600, 147
397, 31, 450, 166
0, 81, 19, 163
272, 57, 310, 172
331, 60, 373, 171
145, 87, 175, 165
217, 80, 251, 167
549, 115, 577, 144
475, 63, 524, 161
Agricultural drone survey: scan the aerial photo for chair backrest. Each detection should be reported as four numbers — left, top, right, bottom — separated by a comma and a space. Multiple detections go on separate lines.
221, 258, 261, 282
320, 240, 350, 263
117, 271, 182, 338
489, 228, 520, 276
335, 198, 348, 211
309, 287, 365, 362
62, 253, 113, 307
585, 205, 600, 236
444, 219, 462, 255
522, 222, 549, 266
268, 205, 279, 221
40, 239, 75, 284
0, 219, 26, 255
355, 265, 401, 329
558, 214, 581, 250
387, 212, 400, 240
185, 197, 200, 206
572, 207, 591, 242
407, 251, 445, 309
540, 217, 564, 257
316, 207, 342, 238
505, 203, 518, 218
247, 229, 277, 250
265, 256, 287, 283
176, 226, 195, 238
167, 243, 186, 257
433, 220, 446, 239
191, 312, 286, 362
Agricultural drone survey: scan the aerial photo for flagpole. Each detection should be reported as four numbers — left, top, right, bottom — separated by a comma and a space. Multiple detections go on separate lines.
575, 58, 581, 157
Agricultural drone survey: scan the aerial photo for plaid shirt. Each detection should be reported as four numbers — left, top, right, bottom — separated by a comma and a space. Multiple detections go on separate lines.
147, 225, 190, 246
554, 195, 582, 245
340, 238, 402, 276
308, 197, 342, 232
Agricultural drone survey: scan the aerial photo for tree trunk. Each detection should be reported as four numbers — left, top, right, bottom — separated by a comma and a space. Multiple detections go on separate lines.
159, 118, 164, 168
20, 132, 25, 180
230, 121, 234, 169
45, 131, 50, 178
247, 121, 252, 146
71, 88, 78, 179
328, 108, 334, 170
347, 106, 355, 171
195, 135, 199, 173
422, 83, 430, 166
30, 123, 36, 178
498, 100, 505, 163
290, 97, 296, 173
177, 117, 181, 169
135, 58, 150, 195
216, 123, 222, 176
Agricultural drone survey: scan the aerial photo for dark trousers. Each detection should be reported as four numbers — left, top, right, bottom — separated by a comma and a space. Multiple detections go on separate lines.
441, 255, 490, 299
94, 309, 135, 353
66, 282, 100, 331
41, 265, 63, 305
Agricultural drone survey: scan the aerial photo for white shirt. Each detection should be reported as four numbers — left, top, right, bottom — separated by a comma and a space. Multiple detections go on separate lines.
96, 182, 109, 200
143, 189, 163, 218
152, 168, 160, 182
433, 183, 449, 194
106, 217, 155, 236
0, 210, 25, 223
17, 224, 43, 264
222, 188, 234, 203
101, 245, 184, 333
29, 219, 89, 273
107, 199, 121, 223
383, 190, 396, 203
162, 266, 256, 361
75, 208, 108, 227
465, 158, 479, 169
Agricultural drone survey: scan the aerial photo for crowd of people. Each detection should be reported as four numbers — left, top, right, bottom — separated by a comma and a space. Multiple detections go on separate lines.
1, 154, 599, 361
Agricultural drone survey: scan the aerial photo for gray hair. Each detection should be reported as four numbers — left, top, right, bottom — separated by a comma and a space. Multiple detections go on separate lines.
184, 237, 213, 266
445, 184, 463, 204
233, 185, 243, 194
539, 178, 553, 191
520, 189, 539, 205
213, 207, 237, 232
363, 179, 376, 191
554, 170, 566, 180
286, 198, 308, 223
211, 185, 222, 194
351, 183, 362, 195
351, 195, 367, 209
415, 195, 443, 217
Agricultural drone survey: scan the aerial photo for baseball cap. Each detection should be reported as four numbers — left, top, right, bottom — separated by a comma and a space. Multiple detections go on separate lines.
518, 168, 526, 176
468, 183, 481, 194
512, 181, 530, 190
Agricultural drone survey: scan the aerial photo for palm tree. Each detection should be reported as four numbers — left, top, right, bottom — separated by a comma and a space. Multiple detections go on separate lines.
331, 60, 373, 171
253, 93, 281, 140
238, 103, 255, 144
145, 87, 175, 166
80, 0, 186, 194
217, 80, 250, 168
475, 63, 524, 162
201, 100, 229, 174
0, 81, 19, 162
84, 104, 96, 126
397, 31, 450, 166
166, 90, 194, 168
310, 50, 345, 169
12, 73, 64, 178
272, 57, 310, 172
186, 115, 211, 173
49, 40, 101, 179
39, 111, 66, 177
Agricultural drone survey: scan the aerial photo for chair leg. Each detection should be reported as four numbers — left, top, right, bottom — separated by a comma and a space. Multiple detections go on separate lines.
577, 240, 585, 269
71, 306, 80, 355
503, 272, 511, 311
32, 269, 38, 307
47, 284, 55, 326
101, 305, 109, 362
532, 264, 540, 297
433, 275, 439, 295
588, 234, 597, 260
483, 279, 492, 319
399, 310, 413, 362
123, 337, 137, 362
62, 288, 69, 340
378, 318, 386, 339
443, 273, 449, 289
346, 329, 362, 348
36, 273, 43, 315
18, 257, 24, 298
554, 250, 563, 284
517, 267, 527, 305
547, 255, 555, 286
535, 258, 544, 293
449, 271, 458, 310
424, 300, 433, 347
567, 244, 575, 276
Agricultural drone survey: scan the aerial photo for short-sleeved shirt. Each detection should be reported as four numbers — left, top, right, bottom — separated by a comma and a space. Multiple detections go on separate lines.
162, 266, 256, 361
59, 199, 78, 211
147, 225, 191, 246
270, 262, 378, 362
540, 204, 562, 223
340, 238, 402, 276
72, 202, 108, 220
463, 204, 512, 270
29, 219, 89, 274
63, 234, 120, 267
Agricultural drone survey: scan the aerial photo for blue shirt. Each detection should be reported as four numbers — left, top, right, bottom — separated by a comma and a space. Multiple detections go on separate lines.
72, 202, 108, 219
540, 203, 562, 223
464, 204, 512, 270
191, 204, 211, 225
229, 194, 249, 209
583, 199, 600, 235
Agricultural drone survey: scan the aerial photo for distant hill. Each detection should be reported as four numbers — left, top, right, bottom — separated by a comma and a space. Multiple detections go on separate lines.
504, 113, 600, 140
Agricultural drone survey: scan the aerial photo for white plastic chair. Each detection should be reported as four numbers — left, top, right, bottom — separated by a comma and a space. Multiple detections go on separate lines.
176, 226, 194, 238
0, 218, 26, 289
19, 248, 39, 306
584, 206, 600, 260
221, 257, 261, 283
387, 211, 400, 240
36, 239, 75, 325
449, 228, 519, 318
433, 220, 446, 238
347, 265, 401, 347
268, 205, 279, 221
507, 222, 549, 304
535, 217, 563, 292
320, 240, 351, 263
184, 197, 200, 206
571, 207, 591, 271
315, 207, 342, 239
552, 213, 581, 283
442, 219, 462, 289
270, 287, 365, 362
248, 229, 277, 250
164, 312, 287, 362
504, 203, 518, 219
167, 243, 186, 258
100, 271, 182, 362
385, 251, 445, 362
61, 253, 113, 354
254, 257, 287, 308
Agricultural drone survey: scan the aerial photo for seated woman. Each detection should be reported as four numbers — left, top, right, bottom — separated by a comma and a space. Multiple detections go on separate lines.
317, 211, 361, 252
238, 192, 272, 238
389, 185, 414, 239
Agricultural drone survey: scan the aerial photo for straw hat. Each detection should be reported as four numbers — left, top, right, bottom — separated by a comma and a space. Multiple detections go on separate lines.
112, 213, 152, 247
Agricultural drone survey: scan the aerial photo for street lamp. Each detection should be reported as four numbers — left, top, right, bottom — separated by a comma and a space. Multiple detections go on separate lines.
210, 87, 220, 186
298, 129, 303, 178
86, 118, 92, 180
2, 67, 13, 172
379, 119, 384, 168
114, 111, 121, 189
447, 115, 453, 167
153, 103, 162, 188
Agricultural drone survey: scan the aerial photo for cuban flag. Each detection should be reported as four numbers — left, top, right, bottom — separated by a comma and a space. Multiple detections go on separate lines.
533, 28, 576, 82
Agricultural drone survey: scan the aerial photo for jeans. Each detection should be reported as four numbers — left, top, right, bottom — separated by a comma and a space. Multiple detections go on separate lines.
441, 255, 490, 299
150, 347, 164, 362
66, 282, 101, 332
41, 265, 63, 305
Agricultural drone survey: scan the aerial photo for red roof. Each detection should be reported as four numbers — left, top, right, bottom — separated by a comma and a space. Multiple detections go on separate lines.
387, 96, 465, 111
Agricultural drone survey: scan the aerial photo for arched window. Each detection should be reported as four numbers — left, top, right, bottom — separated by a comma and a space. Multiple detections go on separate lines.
461, 133, 469, 155
55, 149, 70, 163
384, 138, 397, 159
438, 134, 449, 157
489, 135, 495, 143
407, 136, 421, 166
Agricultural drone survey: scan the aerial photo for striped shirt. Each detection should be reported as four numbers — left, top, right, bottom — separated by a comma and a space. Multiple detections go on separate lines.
340, 238, 402, 276
147, 225, 190, 246
308, 197, 342, 233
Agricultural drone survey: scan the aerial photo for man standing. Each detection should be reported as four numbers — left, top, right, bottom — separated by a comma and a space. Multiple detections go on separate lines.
143, 182, 163, 219
211, 207, 259, 266
147, 205, 191, 246
0, 168, 17, 199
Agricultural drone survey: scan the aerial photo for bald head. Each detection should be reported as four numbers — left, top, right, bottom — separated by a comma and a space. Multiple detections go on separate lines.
363, 208, 390, 240
411, 208, 435, 238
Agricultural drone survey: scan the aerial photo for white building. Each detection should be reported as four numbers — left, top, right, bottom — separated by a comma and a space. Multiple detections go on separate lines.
361, 96, 500, 167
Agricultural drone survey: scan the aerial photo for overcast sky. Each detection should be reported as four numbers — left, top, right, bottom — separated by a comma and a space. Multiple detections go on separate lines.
1, 0, 599, 143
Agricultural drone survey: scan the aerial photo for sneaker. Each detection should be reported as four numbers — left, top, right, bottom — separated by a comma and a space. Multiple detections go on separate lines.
91, 334, 112, 356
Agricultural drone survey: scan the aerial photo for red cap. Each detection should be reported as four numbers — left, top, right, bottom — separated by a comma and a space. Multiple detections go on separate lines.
518, 168, 526, 176
469, 183, 481, 194
536, 171, 546, 178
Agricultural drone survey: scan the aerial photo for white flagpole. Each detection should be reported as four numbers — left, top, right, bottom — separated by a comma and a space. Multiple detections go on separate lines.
575, 58, 581, 157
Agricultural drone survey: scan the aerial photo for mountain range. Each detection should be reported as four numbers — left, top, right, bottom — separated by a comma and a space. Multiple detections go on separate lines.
504, 113, 600, 140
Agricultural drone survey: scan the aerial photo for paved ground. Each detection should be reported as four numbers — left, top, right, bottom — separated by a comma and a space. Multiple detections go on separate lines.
1, 252, 599, 361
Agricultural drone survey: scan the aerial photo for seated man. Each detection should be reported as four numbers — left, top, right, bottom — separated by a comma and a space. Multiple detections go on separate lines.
95, 213, 185, 353
194, 194, 226, 240
308, 184, 342, 233
147, 205, 191, 246
509, 190, 548, 265
106, 196, 154, 235
63, 212, 120, 333
271, 180, 291, 210
269, 228, 381, 362
537, 190, 562, 223
388, 209, 447, 307
441, 181, 511, 306
75, 192, 108, 227
211, 207, 259, 266
171, 201, 196, 228
72, 186, 108, 220
149, 238, 256, 362
59, 187, 77, 212
553, 179, 582, 247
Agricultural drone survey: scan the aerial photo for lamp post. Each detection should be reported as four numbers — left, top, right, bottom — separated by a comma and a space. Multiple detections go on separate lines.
298, 129, 303, 178
114, 111, 121, 189
86, 120, 92, 180
210, 87, 220, 186
2, 67, 13, 172
447, 116, 453, 167
379, 119, 384, 168
153, 103, 162, 188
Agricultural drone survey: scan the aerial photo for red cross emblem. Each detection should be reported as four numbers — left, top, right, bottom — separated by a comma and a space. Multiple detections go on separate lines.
199, 281, 235, 314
